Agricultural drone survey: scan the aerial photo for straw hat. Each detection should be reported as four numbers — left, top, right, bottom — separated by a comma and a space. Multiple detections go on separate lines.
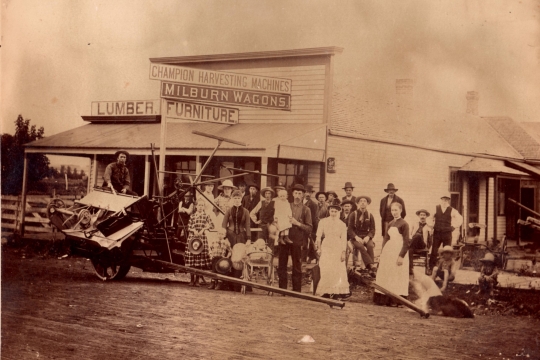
479, 253, 495, 263
356, 195, 372, 204
218, 179, 238, 190
231, 243, 246, 270
214, 257, 233, 275
439, 245, 454, 254
188, 237, 204, 255
261, 187, 275, 196
416, 209, 430, 216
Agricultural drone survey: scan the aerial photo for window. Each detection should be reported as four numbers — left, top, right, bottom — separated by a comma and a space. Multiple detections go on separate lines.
276, 160, 308, 189
176, 159, 196, 174
449, 167, 461, 211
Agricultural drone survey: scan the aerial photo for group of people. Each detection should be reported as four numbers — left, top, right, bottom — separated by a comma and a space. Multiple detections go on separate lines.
102, 151, 473, 301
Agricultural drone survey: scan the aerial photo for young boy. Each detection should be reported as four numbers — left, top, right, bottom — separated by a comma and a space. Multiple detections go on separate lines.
207, 228, 232, 290
274, 189, 293, 245
476, 253, 499, 296
431, 245, 456, 292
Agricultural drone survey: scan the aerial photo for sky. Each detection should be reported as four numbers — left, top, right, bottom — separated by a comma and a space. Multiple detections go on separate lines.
2, 0, 540, 142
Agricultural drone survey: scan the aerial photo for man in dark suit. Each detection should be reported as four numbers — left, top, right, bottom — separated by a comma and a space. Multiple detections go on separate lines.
342, 181, 357, 204
303, 184, 319, 263
242, 182, 260, 241
379, 183, 406, 239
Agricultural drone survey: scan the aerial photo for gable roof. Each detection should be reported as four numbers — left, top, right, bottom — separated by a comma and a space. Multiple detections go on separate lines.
330, 84, 523, 159
521, 122, 540, 144
483, 117, 540, 160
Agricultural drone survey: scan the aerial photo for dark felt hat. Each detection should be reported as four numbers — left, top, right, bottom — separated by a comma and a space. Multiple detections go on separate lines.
305, 184, 315, 192
188, 237, 204, 255
416, 209, 430, 216
246, 181, 259, 191
114, 150, 130, 158
315, 191, 327, 200
384, 183, 398, 192
326, 190, 338, 198
342, 182, 355, 190
214, 257, 233, 274
340, 199, 357, 212
328, 198, 342, 211
356, 195, 372, 205
291, 184, 306, 192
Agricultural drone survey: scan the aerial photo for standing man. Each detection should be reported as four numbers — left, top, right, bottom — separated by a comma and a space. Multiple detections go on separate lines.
409, 209, 433, 275
250, 187, 275, 247
379, 183, 406, 238
342, 182, 357, 204
428, 194, 463, 274
102, 150, 138, 196
278, 184, 312, 292
315, 191, 329, 220
348, 196, 377, 276
242, 182, 260, 241
303, 185, 319, 263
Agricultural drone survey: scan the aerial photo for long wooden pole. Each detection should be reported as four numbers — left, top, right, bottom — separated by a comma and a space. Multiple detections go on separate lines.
352, 271, 430, 318
150, 259, 345, 308
509, 198, 540, 218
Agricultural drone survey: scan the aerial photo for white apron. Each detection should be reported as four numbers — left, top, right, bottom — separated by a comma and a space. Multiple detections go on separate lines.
375, 226, 410, 296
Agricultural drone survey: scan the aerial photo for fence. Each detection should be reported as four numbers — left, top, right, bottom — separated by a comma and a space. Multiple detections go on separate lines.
1, 194, 79, 240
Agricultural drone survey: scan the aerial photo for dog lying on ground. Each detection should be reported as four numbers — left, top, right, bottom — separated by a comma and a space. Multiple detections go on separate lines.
411, 267, 474, 318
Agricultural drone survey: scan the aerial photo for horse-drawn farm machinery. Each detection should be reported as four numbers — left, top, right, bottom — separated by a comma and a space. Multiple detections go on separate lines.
46, 131, 345, 308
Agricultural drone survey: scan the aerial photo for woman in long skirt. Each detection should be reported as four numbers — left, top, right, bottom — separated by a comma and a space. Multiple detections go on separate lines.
185, 199, 214, 286
374, 202, 410, 305
314, 199, 350, 299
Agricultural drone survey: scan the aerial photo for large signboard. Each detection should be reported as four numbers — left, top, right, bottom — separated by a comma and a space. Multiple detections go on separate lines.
164, 99, 239, 124
150, 63, 292, 95
160, 81, 291, 111
91, 100, 160, 116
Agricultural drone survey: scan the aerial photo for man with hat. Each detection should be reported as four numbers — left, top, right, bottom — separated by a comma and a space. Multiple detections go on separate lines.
342, 182, 357, 204
215, 179, 237, 216
428, 193, 463, 273
303, 185, 319, 263
238, 180, 247, 199
250, 186, 275, 249
340, 199, 356, 224
408, 209, 433, 275
430, 245, 456, 292
347, 195, 377, 276
102, 150, 138, 195
242, 181, 260, 240
379, 183, 406, 238
326, 190, 338, 206
278, 184, 313, 292
315, 191, 329, 220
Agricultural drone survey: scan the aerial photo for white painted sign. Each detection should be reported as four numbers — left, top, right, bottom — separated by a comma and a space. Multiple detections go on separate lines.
164, 100, 239, 124
150, 63, 292, 95
91, 100, 160, 116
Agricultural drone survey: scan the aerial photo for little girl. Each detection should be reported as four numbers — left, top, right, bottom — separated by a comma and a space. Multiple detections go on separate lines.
273, 189, 292, 245
185, 198, 214, 286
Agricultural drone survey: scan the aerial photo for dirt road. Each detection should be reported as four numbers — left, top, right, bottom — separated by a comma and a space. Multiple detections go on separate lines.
2, 248, 539, 360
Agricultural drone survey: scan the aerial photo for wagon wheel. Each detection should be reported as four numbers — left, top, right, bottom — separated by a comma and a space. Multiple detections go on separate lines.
91, 252, 131, 281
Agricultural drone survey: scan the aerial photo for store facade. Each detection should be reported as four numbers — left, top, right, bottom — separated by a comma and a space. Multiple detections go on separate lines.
24, 47, 540, 244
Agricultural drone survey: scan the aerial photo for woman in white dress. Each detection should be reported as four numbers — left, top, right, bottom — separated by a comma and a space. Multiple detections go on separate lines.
374, 202, 410, 306
314, 199, 350, 299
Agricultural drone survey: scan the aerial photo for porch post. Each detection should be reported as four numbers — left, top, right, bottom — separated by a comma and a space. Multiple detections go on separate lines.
144, 155, 151, 196
260, 156, 268, 188
20, 151, 29, 235
88, 154, 97, 193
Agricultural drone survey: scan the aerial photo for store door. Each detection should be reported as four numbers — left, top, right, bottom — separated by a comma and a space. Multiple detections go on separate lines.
520, 187, 535, 241
500, 178, 520, 240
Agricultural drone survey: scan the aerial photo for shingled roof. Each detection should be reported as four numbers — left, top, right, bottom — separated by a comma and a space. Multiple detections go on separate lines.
330, 84, 523, 159
483, 117, 540, 160
521, 122, 540, 145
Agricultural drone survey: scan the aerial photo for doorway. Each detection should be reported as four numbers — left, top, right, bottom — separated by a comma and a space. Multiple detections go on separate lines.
520, 187, 535, 241
499, 178, 521, 240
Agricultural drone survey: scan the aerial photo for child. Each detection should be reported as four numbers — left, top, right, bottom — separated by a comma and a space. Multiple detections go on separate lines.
476, 253, 499, 296
273, 189, 293, 245
430, 245, 456, 292
185, 198, 214, 286
207, 228, 232, 290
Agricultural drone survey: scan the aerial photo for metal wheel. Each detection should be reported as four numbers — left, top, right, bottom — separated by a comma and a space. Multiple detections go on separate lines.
91, 253, 131, 281
499, 236, 508, 270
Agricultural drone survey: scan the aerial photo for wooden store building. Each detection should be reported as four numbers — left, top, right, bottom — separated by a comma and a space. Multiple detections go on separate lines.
24, 46, 540, 244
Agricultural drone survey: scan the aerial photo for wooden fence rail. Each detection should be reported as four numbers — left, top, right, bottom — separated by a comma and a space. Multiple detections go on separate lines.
1, 195, 79, 237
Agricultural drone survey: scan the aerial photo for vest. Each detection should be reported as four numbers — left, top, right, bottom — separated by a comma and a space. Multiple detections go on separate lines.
259, 200, 275, 224
434, 205, 453, 232
352, 209, 373, 236
415, 222, 426, 236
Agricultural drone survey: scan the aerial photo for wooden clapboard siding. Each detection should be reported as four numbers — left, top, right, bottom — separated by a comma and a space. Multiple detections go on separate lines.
227, 64, 327, 124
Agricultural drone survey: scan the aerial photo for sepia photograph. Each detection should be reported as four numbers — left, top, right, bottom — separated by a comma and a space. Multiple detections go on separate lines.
2, 1, 540, 359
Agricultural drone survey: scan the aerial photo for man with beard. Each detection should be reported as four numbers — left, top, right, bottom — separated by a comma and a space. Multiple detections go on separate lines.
379, 183, 406, 239
102, 150, 138, 195
303, 185, 319, 263
409, 209, 433, 275
278, 184, 312, 292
